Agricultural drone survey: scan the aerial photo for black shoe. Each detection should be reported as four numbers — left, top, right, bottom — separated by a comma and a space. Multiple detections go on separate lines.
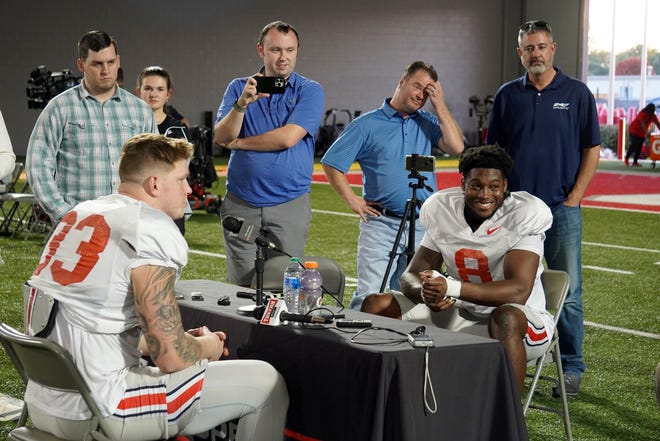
552, 372, 581, 398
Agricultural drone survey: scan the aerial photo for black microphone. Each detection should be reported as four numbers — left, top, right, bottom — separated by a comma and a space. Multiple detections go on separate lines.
221, 216, 279, 250
253, 299, 333, 325
281, 311, 333, 325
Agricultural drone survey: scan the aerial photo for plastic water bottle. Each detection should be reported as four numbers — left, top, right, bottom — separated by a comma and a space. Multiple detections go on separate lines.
283, 258, 303, 314
299, 261, 323, 314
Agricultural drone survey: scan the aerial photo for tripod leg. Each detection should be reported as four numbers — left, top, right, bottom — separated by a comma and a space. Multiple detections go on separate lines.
404, 198, 423, 261
379, 200, 415, 293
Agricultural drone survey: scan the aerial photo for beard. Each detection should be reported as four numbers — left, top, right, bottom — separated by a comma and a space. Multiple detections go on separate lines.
528, 63, 550, 75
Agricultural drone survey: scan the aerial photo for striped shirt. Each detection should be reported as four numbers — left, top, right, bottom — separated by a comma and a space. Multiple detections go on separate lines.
26, 83, 157, 221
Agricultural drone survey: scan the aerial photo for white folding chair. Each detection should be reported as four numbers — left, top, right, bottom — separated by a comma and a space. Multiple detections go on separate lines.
523, 269, 573, 440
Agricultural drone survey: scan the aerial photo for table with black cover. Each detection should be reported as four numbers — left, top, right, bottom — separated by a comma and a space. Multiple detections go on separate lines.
176, 279, 528, 441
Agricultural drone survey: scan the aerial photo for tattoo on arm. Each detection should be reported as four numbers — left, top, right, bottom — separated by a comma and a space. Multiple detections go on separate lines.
135, 266, 202, 364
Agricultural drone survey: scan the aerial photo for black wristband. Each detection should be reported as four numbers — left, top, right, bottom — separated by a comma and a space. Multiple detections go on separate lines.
233, 100, 246, 113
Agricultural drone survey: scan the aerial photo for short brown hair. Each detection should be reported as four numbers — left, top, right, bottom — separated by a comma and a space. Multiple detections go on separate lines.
257, 21, 299, 47
119, 134, 192, 182
78, 30, 117, 60
403, 61, 438, 83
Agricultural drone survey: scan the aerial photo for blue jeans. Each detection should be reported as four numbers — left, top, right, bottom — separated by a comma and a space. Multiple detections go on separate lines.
545, 204, 586, 377
348, 214, 425, 310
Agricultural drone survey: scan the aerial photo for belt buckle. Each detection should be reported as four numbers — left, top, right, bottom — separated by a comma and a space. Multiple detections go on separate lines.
382, 208, 401, 218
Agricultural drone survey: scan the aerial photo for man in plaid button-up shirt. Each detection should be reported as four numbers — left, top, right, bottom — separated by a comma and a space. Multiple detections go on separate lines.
27, 30, 156, 222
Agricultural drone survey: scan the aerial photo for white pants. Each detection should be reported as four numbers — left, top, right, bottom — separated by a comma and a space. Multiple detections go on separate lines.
29, 359, 289, 441
392, 292, 551, 361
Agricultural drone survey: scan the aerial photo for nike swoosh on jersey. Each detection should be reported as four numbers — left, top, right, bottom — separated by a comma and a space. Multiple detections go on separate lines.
486, 226, 502, 235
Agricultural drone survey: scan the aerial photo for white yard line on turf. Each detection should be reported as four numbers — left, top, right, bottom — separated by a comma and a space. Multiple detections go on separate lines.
584, 321, 660, 340
583, 265, 634, 274
583, 241, 660, 253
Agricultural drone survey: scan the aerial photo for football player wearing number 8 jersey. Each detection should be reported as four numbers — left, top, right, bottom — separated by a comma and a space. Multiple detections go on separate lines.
361, 145, 553, 392
26, 133, 288, 441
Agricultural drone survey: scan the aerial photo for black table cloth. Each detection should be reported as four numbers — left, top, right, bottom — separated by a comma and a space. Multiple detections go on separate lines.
176, 279, 528, 441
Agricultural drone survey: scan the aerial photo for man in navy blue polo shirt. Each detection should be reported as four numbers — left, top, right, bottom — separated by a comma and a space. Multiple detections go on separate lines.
487, 20, 601, 398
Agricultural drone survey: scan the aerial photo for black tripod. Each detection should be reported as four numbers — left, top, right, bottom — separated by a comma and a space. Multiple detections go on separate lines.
379, 170, 433, 293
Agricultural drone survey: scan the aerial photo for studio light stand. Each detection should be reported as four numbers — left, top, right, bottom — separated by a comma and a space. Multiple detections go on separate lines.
379, 168, 433, 293
468, 95, 494, 146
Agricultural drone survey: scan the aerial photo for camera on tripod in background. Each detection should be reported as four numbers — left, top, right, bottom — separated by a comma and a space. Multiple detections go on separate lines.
26, 65, 81, 109
379, 153, 435, 293
405, 153, 436, 172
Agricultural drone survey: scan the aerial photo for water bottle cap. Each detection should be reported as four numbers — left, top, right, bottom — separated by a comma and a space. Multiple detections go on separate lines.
290, 257, 299, 262
304, 261, 319, 269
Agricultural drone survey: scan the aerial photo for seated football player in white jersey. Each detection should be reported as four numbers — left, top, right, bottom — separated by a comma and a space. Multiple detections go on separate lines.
361, 144, 553, 392
25, 133, 289, 441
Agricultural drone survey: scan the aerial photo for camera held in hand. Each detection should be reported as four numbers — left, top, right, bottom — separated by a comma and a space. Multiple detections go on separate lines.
254, 76, 285, 94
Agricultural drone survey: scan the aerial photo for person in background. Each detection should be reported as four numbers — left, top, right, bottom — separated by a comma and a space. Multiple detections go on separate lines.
321, 61, 464, 310
0, 110, 16, 184
487, 19, 600, 398
0, 109, 16, 264
136, 65, 191, 234
214, 20, 324, 286
136, 66, 190, 140
26, 30, 156, 223
361, 145, 554, 392
626, 103, 660, 167
25, 133, 289, 441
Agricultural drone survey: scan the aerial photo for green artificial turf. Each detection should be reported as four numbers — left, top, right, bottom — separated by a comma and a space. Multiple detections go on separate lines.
1, 170, 658, 440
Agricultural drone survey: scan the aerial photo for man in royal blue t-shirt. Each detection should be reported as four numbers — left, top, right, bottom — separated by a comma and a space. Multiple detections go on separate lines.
214, 21, 324, 286
487, 19, 601, 398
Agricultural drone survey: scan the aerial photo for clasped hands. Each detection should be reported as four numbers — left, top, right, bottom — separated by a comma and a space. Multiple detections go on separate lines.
188, 326, 229, 361
419, 270, 456, 312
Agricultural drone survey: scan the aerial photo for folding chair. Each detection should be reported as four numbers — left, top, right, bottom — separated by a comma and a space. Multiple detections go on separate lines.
523, 269, 573, 441
0, 162, 26, 233
252, 254, 346, 304
0, 163, 39, 237
0, 323, 114, 441
0, 162, 52, 240
20, 203, 52, 241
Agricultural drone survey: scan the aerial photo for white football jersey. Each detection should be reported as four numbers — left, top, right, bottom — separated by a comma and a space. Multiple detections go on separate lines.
420, 187, 552, 317
26, 194, 188, 419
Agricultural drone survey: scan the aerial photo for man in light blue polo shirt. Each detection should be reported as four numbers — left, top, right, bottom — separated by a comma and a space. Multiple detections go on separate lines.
321, 61, 464, 310
214, 21, 324, 286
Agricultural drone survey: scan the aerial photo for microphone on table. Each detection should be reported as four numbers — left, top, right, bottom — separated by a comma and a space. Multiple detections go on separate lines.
221, 216, 281, 251
253, 299, 333, 326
